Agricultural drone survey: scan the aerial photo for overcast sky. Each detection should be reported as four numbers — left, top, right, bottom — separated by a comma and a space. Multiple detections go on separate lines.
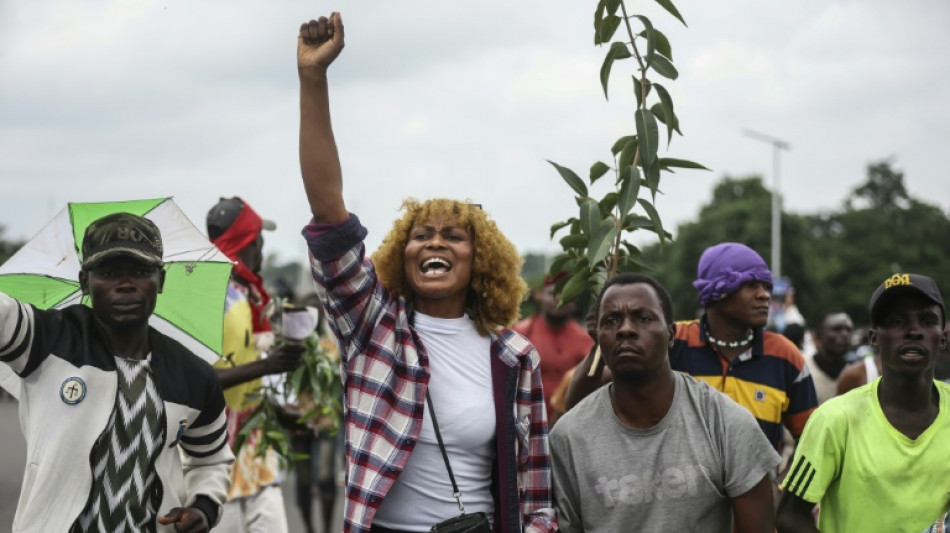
2, 0, 948, 267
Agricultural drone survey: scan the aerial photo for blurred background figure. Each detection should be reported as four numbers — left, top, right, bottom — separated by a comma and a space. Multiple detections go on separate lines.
288, 292, 343, 533
207, 196, 303, 533
768, 278, 805, 333
836, 327, 881, 396
936, 327, 950, 385
513, 272, 593, 425
781, 323, 806, 350
546, 306, 599, 428
804, 310, 857, 404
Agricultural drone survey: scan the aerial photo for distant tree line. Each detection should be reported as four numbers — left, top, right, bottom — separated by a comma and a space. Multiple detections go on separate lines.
522, 159, 950, 327
644, 159, 950, 326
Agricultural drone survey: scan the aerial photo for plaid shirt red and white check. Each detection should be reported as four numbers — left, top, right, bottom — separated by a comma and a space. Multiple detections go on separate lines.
303, 216, 557, 533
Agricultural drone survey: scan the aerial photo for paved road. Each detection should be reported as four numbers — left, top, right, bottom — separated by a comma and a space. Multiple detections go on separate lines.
0, 398, 342, 533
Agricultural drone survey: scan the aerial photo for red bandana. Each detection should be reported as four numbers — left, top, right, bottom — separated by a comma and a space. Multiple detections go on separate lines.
212, 204, 271, 332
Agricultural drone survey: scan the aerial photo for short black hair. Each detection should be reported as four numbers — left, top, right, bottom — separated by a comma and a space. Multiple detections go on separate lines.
595, 273, 674, 325
782, 323, 806, 349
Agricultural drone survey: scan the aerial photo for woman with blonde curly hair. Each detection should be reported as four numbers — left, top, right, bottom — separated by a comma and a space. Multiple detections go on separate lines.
295, 12, 556, 533
372, 198, 527, 336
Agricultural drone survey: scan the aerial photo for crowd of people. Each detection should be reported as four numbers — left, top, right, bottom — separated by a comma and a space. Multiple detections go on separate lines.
0, 10, 948, 533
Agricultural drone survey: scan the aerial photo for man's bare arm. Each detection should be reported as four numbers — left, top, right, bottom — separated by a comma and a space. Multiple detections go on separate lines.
215, 344, 304, 389
775, 490, 820, 533
731, 475, 775, 533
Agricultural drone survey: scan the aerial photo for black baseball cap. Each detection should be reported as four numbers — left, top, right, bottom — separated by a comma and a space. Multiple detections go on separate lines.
206, 197, 276, 240
868, 273, 945, 325
81, 213, 164, 270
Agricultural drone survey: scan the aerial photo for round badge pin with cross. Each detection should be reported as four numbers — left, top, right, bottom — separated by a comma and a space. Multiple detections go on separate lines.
60, 377, 87, 405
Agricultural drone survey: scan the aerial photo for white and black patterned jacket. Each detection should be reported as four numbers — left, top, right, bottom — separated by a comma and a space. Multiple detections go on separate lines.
0, 292, 234, 532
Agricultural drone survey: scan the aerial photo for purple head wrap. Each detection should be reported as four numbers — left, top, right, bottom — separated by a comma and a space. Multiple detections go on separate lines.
693, 242, 772, 306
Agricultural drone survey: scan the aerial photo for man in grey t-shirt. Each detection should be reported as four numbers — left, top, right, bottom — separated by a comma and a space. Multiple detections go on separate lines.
550, 273, 780, 532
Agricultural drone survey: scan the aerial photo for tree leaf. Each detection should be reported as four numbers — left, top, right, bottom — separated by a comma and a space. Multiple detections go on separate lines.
635, 109, 659, 168
652, 83, 681, 144
560, 271, 594, 306
290, 367, 305, 394
633, 15, 655, 65
623, 213, 654, 230
549, 253, 572, 277
622, 241, 641, 257
618, 136, 639, 172
588, 220, 620, 267
245, 410, 266, 431
612, 135, 635, 156
626, 250, 654, 271
605, 0, 622, 15
650, 53, 678, 80
548, 160, 588, 197
571, 256, 590, 274
550, 220, 572, 240
651, 103, 668, 125
637, 198, 668, 242
657, 158, 711, 171
644, 159, 661, 198
590, 161, 611, 184
599, 16, 623, 47
600, 41, 632, 100
640, 28, 672, 61
654, 0, 687, 26
599, 192, 619, 215
559, 233, 589, 249
593, 0, 606, 45
632, 76, 652, 108
618, 165, 641, 218
580, 198, 601, 236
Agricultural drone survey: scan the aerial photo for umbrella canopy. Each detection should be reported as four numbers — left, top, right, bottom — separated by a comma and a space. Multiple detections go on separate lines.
0, 197, 233, 364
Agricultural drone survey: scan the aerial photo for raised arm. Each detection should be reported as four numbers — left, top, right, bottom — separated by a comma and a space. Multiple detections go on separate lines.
298, 12, 349, 224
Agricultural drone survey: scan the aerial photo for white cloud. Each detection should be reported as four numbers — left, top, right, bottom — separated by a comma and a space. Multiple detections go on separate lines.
1, 0, 948, 267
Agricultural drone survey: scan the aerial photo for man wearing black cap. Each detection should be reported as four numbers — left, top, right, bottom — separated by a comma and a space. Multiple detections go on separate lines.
777, 273, 950, 532
206, 197, 302, 533
0, 212, 233, 532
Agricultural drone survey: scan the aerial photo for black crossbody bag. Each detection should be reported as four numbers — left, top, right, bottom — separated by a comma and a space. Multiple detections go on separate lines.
425, 390, 492, 533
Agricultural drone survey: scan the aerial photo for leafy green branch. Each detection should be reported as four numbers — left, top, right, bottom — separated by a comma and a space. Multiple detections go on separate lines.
548, 0, 708, 303
234, 302, 343, 468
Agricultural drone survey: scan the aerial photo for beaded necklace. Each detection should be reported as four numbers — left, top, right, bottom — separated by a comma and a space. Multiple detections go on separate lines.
704, 324, 754, 349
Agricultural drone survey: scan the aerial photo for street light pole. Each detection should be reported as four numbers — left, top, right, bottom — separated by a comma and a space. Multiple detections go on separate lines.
742, 129, 790, 279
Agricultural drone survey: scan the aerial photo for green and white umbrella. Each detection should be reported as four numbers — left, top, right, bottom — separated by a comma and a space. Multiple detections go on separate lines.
0, 197, 232, 364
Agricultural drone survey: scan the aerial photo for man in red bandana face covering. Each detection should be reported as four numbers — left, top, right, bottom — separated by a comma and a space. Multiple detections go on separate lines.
208, 196, 303, 533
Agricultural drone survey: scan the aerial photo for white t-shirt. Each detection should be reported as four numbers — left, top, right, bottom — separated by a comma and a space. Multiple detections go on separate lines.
373, 312, 496, 531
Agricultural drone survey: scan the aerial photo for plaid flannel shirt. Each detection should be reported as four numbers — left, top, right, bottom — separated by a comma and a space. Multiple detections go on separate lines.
302, 215, 556, 533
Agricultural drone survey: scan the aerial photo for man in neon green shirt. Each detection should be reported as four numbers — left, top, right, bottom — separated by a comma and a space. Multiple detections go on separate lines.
777, 273, 950, 532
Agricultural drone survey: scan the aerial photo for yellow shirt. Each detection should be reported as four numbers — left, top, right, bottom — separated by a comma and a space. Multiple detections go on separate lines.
213, 280, 278, 499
